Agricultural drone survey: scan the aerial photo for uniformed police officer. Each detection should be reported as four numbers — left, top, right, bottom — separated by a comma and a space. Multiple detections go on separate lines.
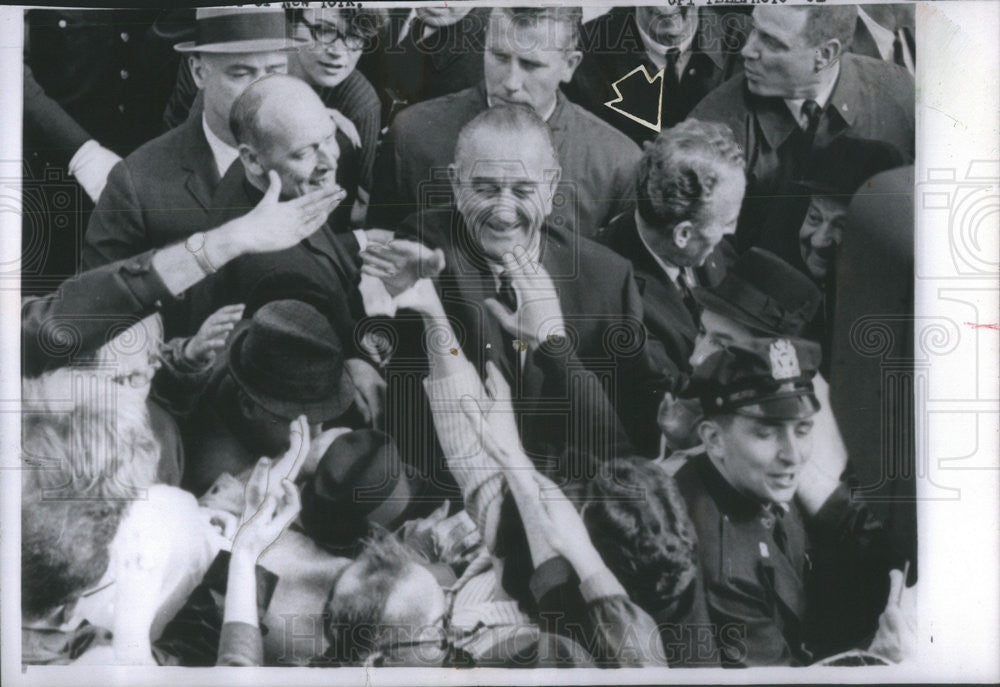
673, 337, 909, 666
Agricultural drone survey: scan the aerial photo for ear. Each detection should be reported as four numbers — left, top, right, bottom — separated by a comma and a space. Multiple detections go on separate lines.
236, 388, 257, 418
189, 54, 208, 90
561, 50, 584, 82
672, 220, 694, 249
698, 419, 725, 459
239, 143, 266, 178
447, 163, 461, 195
814, 38, 844, 71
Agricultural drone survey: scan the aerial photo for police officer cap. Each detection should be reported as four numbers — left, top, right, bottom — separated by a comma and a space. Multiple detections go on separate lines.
686, 338, 822, 420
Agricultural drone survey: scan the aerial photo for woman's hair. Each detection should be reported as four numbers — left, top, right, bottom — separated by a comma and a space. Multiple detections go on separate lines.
567, 457, 699, 614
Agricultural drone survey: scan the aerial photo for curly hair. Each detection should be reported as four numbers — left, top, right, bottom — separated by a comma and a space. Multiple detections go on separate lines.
21, 467, 128, 619
567, 457, 699, 614
636, 119, 745, 230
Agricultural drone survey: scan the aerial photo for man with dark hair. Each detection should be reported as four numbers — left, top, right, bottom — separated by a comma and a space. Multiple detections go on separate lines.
690, 4, 914, 251
368, 6, 641, 238
599, 119, 744, 390
565, 6, 750, 144
674, 337, 911, 666
82, 8, 301, 269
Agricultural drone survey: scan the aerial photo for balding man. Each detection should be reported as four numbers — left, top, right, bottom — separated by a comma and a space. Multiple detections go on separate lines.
690, 4, 914, 251
374, 105, 666, 482
83, 8, 301, 269
369, 6, 641, 239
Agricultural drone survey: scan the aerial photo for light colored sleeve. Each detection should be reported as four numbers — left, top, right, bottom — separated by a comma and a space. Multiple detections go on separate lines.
422, 366, 505, 552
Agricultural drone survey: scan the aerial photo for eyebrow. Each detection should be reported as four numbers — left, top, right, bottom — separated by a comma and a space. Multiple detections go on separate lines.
752, 20, 790, 50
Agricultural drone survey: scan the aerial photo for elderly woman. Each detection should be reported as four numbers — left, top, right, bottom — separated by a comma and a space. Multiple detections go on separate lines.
287, 8, 384, 224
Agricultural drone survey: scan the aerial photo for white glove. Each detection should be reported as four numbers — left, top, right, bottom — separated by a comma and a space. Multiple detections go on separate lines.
68, 139, 122, 202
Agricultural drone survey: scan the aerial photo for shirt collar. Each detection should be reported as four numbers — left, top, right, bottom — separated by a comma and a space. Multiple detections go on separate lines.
857, 7, 896, 61
636, 19, 696, 72
202, 114, 240, 179
783, 61, 840, 128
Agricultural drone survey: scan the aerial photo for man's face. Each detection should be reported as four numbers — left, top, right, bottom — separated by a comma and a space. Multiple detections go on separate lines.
484, 11, 582, 117
635, 6, 699, 46
254, 97, 340, 198
193, 52, 289, 136
293, 9, 363, 89
451, 132, 558, 261
799, 195, 847, 281
416, 6, 473, 27
711, 413, 816, 504
690, 309, 756, 367
741, 7, 818, 98
677, 168, 744, 267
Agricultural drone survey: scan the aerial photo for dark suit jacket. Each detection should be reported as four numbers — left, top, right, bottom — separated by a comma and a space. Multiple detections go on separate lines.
369, 83, 641, 238
83, 110, 221, 269
675, 453, 905, 666
598, 211, 734, 391
564, 7, 748, 145
397, 207, 668, 460
357, 7, 490, 124
690, 53, 914, 251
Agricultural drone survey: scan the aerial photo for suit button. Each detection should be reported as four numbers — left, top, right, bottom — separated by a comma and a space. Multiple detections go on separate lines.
121, 31, 130, 42
118, 104, 126, 113
120, 69, 130, 80
58, 19, 67, 28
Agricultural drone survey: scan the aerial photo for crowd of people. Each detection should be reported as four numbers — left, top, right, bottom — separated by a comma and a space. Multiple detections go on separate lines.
21, 4, 918, 669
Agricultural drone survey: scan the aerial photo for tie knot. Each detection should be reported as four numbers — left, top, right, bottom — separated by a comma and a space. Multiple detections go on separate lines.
801, 99, 822, 128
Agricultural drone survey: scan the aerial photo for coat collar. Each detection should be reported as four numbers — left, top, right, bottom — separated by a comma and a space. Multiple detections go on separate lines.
612, 8, 729, 72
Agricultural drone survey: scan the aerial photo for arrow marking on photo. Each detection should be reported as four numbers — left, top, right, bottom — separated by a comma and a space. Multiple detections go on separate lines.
603, 65, 665, 133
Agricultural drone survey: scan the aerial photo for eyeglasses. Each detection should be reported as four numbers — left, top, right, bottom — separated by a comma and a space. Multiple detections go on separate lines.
299, 19, 365, 49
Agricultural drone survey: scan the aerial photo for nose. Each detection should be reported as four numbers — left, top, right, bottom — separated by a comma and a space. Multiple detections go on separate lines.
317, 140, 339, 172
492, 189, 520, 225
501, 63, 522, 94
775, 426, 804, 466
813, 221, 841, 248
741, 31, 759, 60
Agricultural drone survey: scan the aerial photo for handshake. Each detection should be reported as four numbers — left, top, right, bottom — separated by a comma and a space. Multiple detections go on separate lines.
359, 238, 567, 350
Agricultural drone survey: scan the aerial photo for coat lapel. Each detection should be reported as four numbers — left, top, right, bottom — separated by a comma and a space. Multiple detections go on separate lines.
180, 111, 221, 211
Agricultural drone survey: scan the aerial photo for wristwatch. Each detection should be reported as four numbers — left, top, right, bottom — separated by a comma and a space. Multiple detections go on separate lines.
185, 231, 217, 275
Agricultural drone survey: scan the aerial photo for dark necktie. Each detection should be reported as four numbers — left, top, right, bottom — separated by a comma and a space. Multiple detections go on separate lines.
676, 273, 700, 323
495, 271, 521, 379
409, 16, 428, 46
496, 271, 518, 313
664, 47, 681, 90
797, 99, 823, 175
769, 504, 789, 556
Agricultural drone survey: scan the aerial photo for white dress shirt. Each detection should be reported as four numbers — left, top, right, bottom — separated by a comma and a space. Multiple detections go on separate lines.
636, 19, 697, 81
202, 114, 240, 179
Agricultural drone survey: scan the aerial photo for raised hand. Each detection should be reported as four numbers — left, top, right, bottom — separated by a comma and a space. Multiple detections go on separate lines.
360, 238, 446, 297
232, 468, 302, 562
868, 568, 917, 663
213, 170, 346, 260
184, 303, 245, 365
483, 245, 565, 350
344, 358, 387, 429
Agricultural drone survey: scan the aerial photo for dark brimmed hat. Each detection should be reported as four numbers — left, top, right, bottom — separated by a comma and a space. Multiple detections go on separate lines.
793, 137, 907, 198
300, 429, 426, 552
686, 337, 821, 420
227, 300, 355, 424
693, 248, 822, 337
174, 8, 307, 54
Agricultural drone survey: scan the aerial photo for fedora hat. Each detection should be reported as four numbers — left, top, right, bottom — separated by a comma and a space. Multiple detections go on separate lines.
226, 300, 355, 424
300, 429, 427, 553
693, 248, 822, 337
174, 7, 307, 54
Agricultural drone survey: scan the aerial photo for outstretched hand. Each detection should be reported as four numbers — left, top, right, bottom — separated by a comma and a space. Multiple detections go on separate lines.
232, 456, 302, 561
223, 170, 346, 257
360, 238, 446, 297
868, 568, 917, 663
184, 303, 245, 365
483, 245, 565, 350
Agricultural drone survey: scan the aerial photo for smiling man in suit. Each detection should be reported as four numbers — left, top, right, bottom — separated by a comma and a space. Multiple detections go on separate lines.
82, 8, 302, 269
598, 119, 744, 392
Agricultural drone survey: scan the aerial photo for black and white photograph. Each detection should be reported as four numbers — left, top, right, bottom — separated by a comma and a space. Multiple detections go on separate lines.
1, 1, 997, 683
